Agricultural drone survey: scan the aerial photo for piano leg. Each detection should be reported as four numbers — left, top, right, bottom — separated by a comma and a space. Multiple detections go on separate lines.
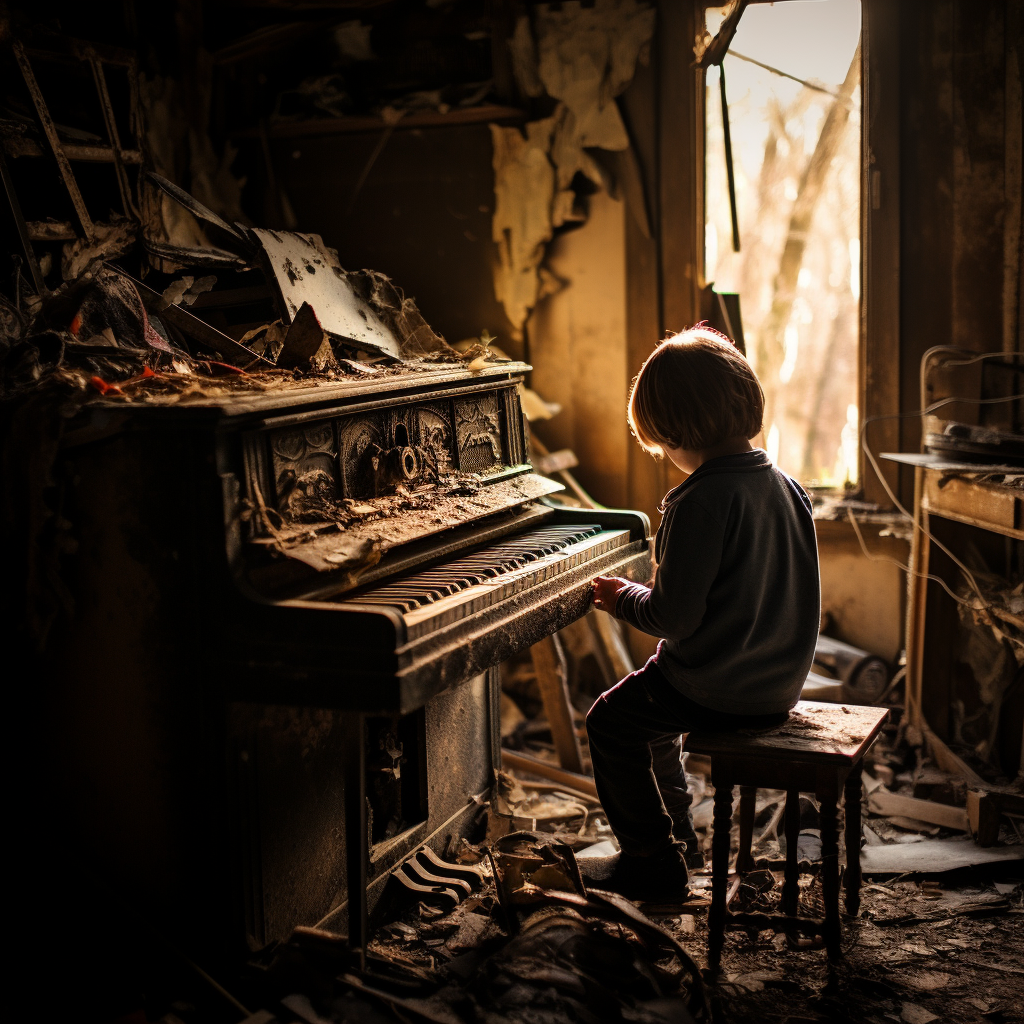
343, 712, 368, 970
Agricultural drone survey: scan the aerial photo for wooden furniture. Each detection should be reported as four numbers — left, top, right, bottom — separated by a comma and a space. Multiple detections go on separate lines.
686, 701, 889, 974
902, 464, 1024, 837
909, 466, 1019, 790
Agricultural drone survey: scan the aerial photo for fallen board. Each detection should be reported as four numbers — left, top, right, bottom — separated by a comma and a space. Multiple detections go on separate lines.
860, 838, 1024, 874
251, 228, 402, 358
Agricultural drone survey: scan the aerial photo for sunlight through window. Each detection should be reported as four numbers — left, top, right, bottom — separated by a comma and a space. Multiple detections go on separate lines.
705, 0, 862, 488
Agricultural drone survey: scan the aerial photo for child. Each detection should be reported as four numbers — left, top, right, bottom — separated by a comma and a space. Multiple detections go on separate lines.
588, 326, 820, 900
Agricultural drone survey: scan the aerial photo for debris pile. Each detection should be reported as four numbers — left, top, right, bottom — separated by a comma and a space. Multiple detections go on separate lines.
1, 177, 510, 407
255, 830, 711, 1024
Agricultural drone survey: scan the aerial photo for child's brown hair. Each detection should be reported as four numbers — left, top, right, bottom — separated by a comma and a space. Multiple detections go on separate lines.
627, 325, 764, 455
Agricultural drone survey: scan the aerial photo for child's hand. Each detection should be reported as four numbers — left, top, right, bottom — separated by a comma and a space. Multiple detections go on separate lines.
591, 575, 630, 614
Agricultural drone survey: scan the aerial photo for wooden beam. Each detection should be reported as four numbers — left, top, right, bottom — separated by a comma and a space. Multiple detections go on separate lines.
12, 42, 94, 238
3, 139, 143, 163
861, 0, 902, 507
233, 105, 527, 140
500, 749, 598, 799
530, 633, 585, 774
620, 28, 664, 525
1003, 1, 1023, 360
897, 1, 952, 506
657, 0, 703, 335
867, 789, 969, 831
586, 611, 635, 683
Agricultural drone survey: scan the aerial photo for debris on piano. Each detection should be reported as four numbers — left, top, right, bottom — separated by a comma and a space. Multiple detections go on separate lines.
1, 171, 513, 403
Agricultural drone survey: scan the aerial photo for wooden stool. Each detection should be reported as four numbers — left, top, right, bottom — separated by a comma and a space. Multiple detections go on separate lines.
686, 700, 889, 974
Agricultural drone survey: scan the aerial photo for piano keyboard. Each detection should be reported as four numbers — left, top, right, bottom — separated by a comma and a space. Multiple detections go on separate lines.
344, 524, 631, 639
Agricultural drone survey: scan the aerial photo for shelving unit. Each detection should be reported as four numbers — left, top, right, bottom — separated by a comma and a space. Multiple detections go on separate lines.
902, 463, 1024, 843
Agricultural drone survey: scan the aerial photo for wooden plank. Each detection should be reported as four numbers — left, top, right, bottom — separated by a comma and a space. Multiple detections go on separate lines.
234, 105, 528, 140
905, 471, 930, 726
967, 789, 1024, 847
1004, 1, 1023, 361
533, 448, 579, 475
867, 789, 969, 831
530, 633, 585, 774
500, 749, 598, 799
951, 1, 1006, 357
920, 718, 988, 788
0, 150, 47, 293
917, 516, 965, 741
528, 432, 597, 507
587, 610, 636, 683
861, 0, 902, 507
87, 56, 134, 216
25, 220, 76, 241
619, 41, 666, 527
3, 138, 143, 163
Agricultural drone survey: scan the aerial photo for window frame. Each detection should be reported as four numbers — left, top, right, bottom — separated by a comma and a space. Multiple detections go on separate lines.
692, 0, 899, 505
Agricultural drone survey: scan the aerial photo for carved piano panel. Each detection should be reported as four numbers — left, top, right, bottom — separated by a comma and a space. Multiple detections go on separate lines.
455, 392, 503, 473
270, 421, 341, 519
249, 382, 529, 523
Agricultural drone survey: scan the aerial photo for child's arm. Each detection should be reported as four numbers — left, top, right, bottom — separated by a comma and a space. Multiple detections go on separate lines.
613, 500, 725, 640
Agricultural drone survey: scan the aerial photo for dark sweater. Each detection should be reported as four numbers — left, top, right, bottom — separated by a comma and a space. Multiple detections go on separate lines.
615, 449, 820, 715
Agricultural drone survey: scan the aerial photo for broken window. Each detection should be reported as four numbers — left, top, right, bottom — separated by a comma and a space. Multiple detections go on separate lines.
704, 0, 862, 488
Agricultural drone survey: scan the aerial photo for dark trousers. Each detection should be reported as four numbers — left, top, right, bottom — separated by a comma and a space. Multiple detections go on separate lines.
586, 657, 789, 857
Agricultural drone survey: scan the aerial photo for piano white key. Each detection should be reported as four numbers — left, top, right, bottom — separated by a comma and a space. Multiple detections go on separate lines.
397, 529, 629, 635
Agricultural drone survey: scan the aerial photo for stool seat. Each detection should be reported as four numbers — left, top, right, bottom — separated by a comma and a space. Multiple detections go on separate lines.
685, 700, 889, 974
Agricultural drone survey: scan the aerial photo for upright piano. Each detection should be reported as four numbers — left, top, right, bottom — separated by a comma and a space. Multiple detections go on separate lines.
44, 357, 650, 963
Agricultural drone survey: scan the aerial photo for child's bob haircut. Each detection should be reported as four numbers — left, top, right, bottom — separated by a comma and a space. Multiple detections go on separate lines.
628, 325, 764, 455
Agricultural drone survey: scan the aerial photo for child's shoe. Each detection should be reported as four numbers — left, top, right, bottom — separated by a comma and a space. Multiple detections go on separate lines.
672, 825, 706, 872
601, 845, 690, 902
681, 841, 705, 872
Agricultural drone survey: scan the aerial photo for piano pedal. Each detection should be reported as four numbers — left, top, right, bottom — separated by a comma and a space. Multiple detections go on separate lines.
391, 863, 462, 911
390, 860, 468, 912
413, 846, 485, 891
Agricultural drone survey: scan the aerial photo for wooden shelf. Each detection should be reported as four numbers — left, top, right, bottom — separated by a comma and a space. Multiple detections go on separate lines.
907, 467, 1024, 816
232, 104, 527, 141
921, 468, 1024, 540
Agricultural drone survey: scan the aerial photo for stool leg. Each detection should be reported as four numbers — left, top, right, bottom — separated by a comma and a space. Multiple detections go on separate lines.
782, 789, 800, 916
737, 786, 757, 874
819, 779, 841, 960
844, 763, 863, 916
708, 782, 734, 976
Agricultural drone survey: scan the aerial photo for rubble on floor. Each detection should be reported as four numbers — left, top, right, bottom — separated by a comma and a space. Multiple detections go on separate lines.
94, 673, 1024, 1024
200, 687, 1023, 1024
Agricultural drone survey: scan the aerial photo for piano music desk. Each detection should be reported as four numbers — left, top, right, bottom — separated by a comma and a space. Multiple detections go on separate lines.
685, 700, 888, 975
